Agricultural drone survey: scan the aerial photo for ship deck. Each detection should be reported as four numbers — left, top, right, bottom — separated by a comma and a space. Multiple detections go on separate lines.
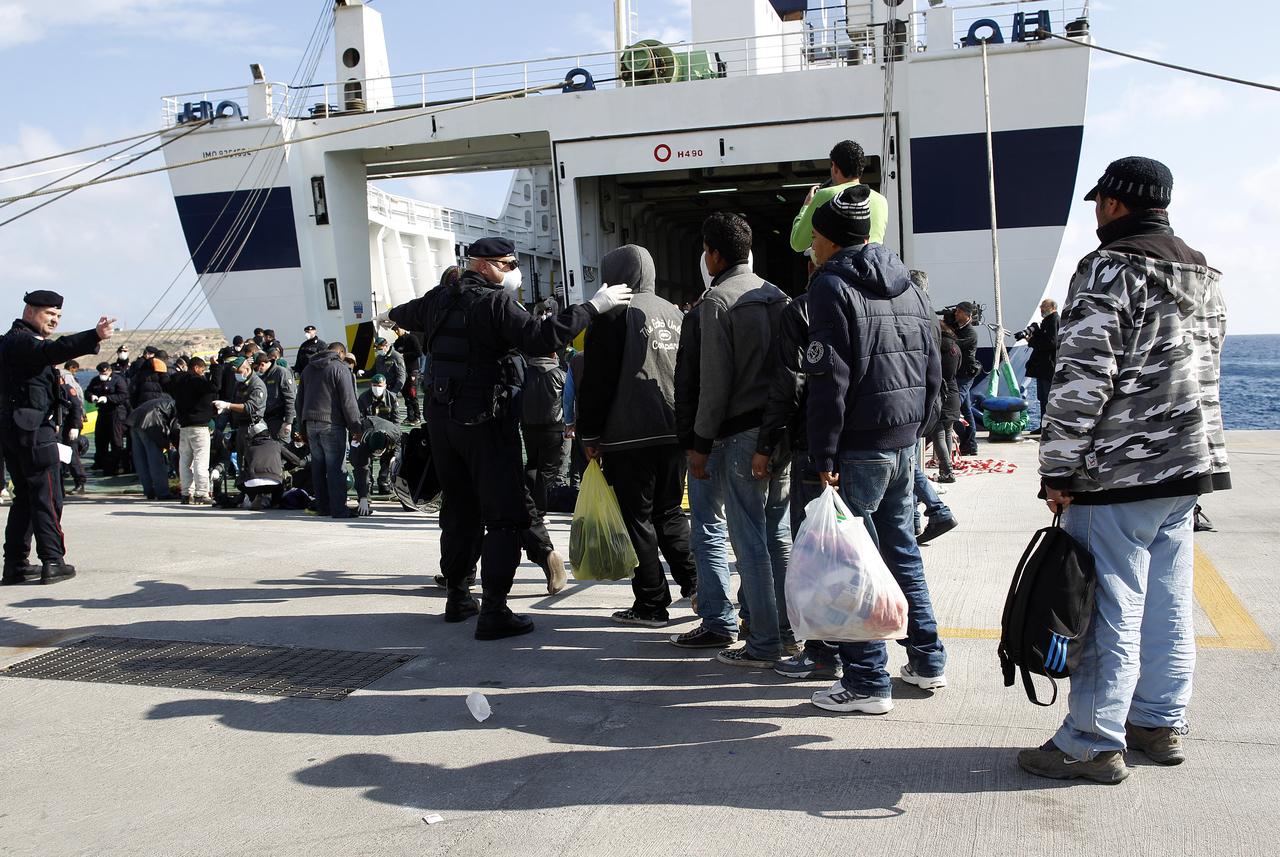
2, 431, 1276, 856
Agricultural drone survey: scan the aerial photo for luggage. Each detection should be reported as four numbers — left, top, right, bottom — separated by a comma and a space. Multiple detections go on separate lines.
998, 514, 1097, 706
785, 486, 909, 642
391, 425, 441, 513
569, 461, 637, 581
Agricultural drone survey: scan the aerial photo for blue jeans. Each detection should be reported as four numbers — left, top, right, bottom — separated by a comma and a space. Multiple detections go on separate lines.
1053, 496, 1198, 761
912, 452, 952, 532
307, 421, 349, 517
836, 445, 946, 697
690, 447, 735, 638
956, 379, 978, 451
716, 428, 792, 660
131, 428, 171, 499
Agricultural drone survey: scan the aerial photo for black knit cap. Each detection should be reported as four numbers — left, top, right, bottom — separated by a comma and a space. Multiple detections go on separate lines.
23, 290, 63, 308
811, 185, 873, 247
468, 236, 516, 258
1084, 156, 1173, 209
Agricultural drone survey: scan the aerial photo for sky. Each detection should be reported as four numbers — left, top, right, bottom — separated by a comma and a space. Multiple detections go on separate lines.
0, 0, 1277, 336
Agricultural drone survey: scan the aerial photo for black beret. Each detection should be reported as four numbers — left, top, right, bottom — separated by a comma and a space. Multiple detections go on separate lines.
303, 325, 317, 332
468, 237, 516, 258
23, 290, 63, 309
1084, 156, 1173, 209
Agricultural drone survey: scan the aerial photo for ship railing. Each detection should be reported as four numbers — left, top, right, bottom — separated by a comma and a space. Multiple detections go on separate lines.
160, 83, 294, 127
368, 185, 536, 243
160, 3, 1088, 127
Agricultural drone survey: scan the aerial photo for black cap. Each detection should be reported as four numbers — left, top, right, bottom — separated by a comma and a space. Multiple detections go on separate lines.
303, 325, 317, 332
956, 301, 975, 314
1083, 156, 1173, 209
232, 335, 244, 345
811, 185, 873, 248
96, 361, 111, 372
23, 290, 63, 309
468, 237, 516, 258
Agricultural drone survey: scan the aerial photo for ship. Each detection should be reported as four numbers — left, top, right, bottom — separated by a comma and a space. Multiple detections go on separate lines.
157, 0, 1091, 366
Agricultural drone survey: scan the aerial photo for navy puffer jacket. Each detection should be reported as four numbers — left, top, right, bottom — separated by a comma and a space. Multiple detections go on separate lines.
803, 243, 941, 473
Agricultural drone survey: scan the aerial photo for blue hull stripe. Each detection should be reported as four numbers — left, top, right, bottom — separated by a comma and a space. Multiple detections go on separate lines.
909, 126, 1085, 234
173, 187, 302, 274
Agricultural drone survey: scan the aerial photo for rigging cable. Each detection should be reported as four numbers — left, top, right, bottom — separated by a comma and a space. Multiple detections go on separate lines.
1038, 30, 1280, 94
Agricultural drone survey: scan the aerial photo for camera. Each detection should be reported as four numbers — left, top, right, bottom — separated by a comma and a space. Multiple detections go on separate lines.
938, 301, 984, 327
1012, 321, 1040, 342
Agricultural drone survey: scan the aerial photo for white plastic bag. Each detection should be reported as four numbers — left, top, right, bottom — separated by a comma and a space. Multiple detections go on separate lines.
785, 486, 909, 642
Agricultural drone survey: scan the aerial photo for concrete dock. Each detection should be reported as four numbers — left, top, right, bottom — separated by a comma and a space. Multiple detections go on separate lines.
2, 432, 1277, 856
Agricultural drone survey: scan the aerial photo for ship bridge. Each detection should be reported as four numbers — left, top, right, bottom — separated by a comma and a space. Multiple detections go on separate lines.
158, 0, 1090, 354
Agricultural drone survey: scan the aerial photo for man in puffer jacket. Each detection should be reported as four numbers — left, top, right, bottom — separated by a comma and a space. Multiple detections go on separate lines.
1018, 157, 1229, 785
803, 185, 944, 715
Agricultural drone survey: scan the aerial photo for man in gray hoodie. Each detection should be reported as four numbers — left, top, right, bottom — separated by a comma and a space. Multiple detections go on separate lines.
689, 213, 793, 668
578, 245, 696, 626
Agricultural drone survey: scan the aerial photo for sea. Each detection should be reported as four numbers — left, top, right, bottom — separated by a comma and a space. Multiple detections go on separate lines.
1220, 334, 1280, 430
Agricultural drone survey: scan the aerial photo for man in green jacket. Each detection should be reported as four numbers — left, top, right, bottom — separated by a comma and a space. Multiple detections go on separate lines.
790, 140, 888, 251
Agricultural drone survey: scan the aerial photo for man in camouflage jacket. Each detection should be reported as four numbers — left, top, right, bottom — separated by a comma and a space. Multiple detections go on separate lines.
1019, 157, 1229, 785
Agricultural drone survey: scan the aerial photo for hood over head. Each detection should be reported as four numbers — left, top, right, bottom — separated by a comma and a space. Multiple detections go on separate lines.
601, 244, 656, 296
821, 243, 913, 299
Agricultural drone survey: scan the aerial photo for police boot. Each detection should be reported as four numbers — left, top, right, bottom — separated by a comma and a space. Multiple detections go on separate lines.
40, 560, 77, 585
444, 584, 480, 623
475, 602, 535, 641
2, 562, 39, 586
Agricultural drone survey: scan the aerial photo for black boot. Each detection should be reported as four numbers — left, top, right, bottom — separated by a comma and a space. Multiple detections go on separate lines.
475, 604, 535, 641
444, 587, 480, 623
40, 560, 76, 585
2, 562, 39, 585
72, 481, 87, 496
434, 571, 478, 589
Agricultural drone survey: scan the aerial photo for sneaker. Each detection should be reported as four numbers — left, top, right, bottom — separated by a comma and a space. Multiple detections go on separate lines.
935, 474, 956, 484
810, 681, 893, 714
716, 646, 777, 668
611, 609, 668, 628
669, 627, 736, 648
900, 664, 947, 691
774, 653, 843, 681
917, 516, 958, 545
1125, 723, 1187, 766
1017, 740, 1130, 784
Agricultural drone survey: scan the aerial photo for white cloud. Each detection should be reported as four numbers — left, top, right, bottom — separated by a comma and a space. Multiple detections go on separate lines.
0, 0, 284, 51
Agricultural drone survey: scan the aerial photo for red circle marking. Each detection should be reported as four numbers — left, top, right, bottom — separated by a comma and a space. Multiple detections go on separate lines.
654, 144, 672, 163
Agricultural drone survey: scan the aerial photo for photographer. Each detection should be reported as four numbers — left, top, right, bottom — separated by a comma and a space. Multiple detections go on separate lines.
1017, 299, 1059, 433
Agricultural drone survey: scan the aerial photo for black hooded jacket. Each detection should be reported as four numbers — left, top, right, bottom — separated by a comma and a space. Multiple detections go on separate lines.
803, 243, 941, 472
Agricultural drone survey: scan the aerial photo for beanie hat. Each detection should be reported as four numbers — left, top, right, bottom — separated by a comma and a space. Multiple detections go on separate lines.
811, 185, 873, 247
1083, 156, 1173, 209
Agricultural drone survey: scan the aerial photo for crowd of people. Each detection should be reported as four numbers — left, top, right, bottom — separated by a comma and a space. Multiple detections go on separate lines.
0, 146, 1228, 785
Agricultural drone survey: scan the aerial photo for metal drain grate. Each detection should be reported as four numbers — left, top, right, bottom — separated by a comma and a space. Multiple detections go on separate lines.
2, 636, 414, 700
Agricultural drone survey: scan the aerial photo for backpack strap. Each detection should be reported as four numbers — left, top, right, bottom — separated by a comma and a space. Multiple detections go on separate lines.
998, 525, 1047, 687
1021, 665, 1059, 707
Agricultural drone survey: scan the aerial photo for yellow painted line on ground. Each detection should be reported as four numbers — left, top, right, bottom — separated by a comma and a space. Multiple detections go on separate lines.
1194, 546, 1272, 651
939, 547, 1271, 651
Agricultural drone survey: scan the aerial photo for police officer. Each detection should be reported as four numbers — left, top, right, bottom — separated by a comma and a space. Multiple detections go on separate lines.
383, 237, 632, 639
1, 291, 115, 585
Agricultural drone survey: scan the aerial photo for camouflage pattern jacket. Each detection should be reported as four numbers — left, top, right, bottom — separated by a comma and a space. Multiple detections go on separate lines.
1039, 212, 1229, 504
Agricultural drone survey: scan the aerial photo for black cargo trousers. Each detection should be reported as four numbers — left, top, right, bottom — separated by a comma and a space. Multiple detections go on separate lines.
1, 426, 66, 565
429, 409, 554, 614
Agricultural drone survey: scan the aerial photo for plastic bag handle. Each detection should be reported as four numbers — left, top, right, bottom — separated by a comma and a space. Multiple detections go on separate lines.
827, 485, 854, 521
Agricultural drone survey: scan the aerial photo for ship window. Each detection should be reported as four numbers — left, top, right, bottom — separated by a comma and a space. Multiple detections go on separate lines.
343, 48, 361, 68
541, 214, 549, 231
344, 79, 363, 102
523, 184, 532, 201
540, 189, 549, 206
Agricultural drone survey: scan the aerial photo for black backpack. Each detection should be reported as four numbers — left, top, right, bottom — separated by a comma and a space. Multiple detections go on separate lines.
998, 515, 1097, 706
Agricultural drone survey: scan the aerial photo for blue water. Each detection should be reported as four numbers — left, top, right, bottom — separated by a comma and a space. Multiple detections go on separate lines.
1221, 334, 1280, 430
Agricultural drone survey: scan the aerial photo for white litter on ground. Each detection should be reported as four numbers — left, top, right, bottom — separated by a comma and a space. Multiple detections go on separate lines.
466, 691, 491, 722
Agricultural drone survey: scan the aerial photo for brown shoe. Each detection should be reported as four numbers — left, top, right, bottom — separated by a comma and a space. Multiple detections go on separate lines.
1017, 740, 1130, 784
542, 550, 567, 595
1126, 723, 1186, 766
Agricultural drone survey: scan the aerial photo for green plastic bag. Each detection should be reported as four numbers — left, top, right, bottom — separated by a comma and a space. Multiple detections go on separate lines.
569, 460, 638, 581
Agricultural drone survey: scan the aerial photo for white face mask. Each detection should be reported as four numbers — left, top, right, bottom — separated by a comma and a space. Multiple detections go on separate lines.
98, 373, 110, 382
501, 267, 523, 293
119, 352, 129, 360
700, 252, 713, 290
372, 386, 386, 398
